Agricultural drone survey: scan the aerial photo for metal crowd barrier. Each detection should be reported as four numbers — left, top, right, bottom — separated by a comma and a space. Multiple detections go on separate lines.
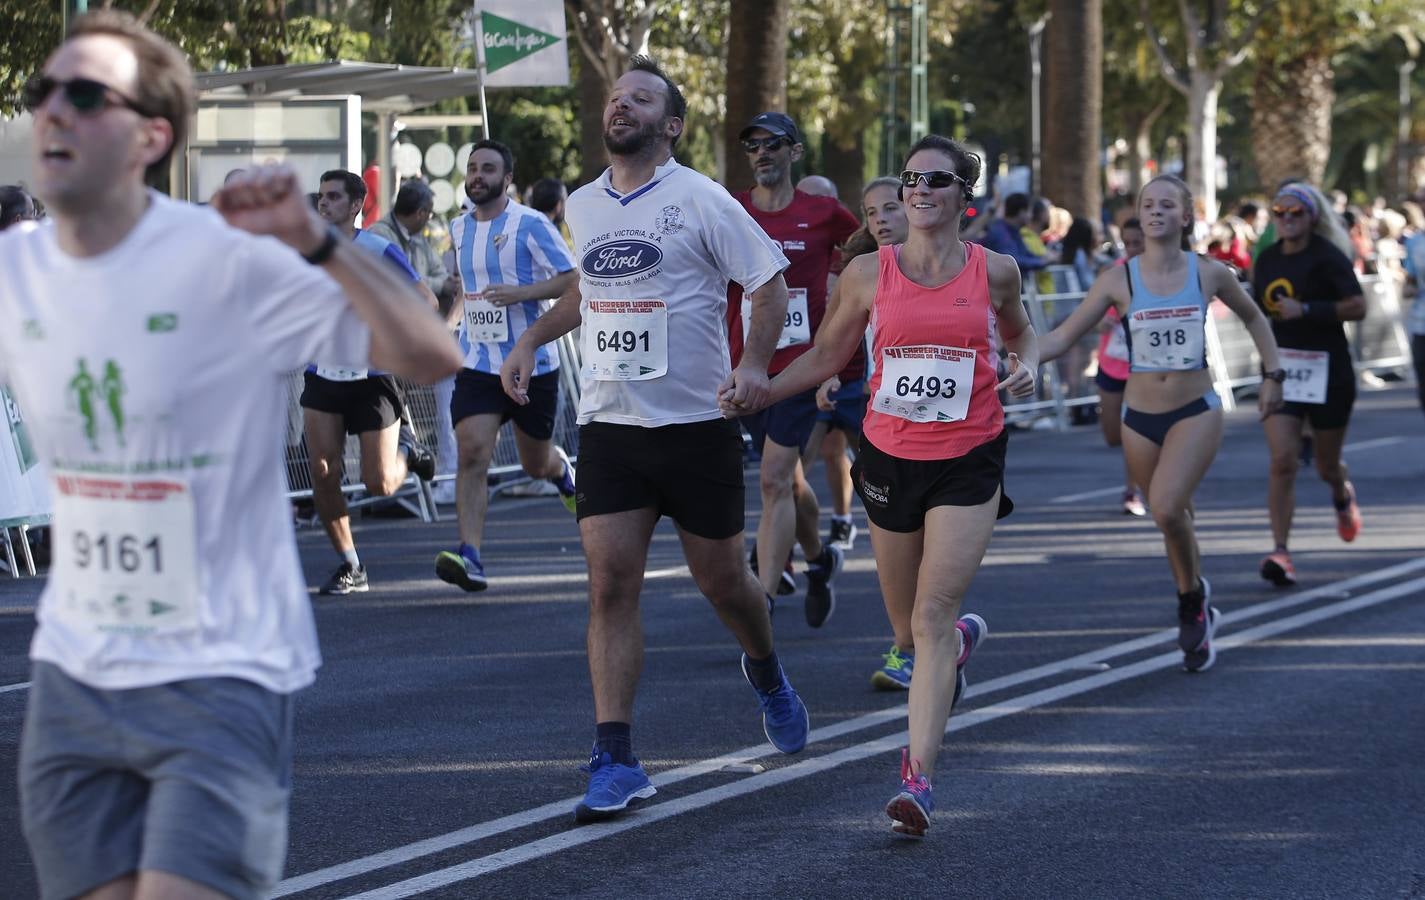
280, 336, 585, 517
1011, 268, 1416, 428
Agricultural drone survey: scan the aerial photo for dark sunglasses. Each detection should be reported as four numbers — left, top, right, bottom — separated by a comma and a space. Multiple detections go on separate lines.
741, 136, 792, 153
22, 75, 149, 116
900, 169, 968, 191
1271, 206, 1307, 220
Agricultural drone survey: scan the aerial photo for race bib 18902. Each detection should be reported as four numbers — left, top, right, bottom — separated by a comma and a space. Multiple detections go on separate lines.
872, 345, 975, 423
1128, 305, 1204, 370
583, 299, 669, 381
1279, 348, 1329, 404
48, 473, 200, 636
742, 287, 810, 350
463, 294, 510, 344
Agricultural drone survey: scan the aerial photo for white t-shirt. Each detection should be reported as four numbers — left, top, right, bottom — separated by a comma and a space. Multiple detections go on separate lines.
0, 193, 371, 693
565, 158, 788, 426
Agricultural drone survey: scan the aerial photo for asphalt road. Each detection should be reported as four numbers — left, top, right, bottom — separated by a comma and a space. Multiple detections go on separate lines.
2, 385, 1423, 900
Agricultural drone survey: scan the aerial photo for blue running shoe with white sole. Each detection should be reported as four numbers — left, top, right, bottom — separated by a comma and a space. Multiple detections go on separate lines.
435, 543, 487, 592
741, 655, 809, 754
870, 644, 914, 691
885, 749, 934, 837
953, 613, 987, 709
574, 750, 657, 823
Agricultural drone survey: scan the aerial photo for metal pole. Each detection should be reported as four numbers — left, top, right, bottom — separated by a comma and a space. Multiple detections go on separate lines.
1400, 60, 1415, 203
61, 0, 88, 32
474, 7, 492, 139
1027, 15, 1049, 197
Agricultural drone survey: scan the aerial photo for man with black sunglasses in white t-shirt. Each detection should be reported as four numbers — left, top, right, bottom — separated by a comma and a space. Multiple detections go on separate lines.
0, 13, 460, 899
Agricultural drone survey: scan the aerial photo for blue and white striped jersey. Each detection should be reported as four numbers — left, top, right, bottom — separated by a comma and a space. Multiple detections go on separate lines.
448, 199, 576, 375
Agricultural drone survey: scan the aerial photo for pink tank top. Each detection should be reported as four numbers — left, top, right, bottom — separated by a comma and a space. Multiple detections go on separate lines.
863, 242, 1005, 460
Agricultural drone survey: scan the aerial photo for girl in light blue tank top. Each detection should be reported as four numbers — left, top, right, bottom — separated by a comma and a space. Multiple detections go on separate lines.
1036, 174, 1285, 675
1122, 252, 1209, 373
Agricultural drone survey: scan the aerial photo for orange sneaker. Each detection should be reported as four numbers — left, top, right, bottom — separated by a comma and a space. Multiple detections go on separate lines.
1334, 482, 1361, 543
1260, 550, 1297, 587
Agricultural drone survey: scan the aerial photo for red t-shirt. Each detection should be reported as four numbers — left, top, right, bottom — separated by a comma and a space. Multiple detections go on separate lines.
727, 190, 860, 376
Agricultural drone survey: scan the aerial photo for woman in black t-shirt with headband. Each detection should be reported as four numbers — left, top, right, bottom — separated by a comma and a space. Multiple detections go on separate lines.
1252, 182, 1365, 587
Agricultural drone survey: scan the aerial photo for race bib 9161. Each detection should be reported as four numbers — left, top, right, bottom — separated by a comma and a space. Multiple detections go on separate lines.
48, 473, 200, 636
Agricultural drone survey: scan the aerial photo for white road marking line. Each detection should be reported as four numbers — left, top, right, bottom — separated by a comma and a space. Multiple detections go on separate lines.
273, 557, 1425, 896
1049, 485, 1124, 504
1342, 436, 1405, 452
336, 575, 1425, 898
0, 681, 30, 694
1049, 434, 1403, 505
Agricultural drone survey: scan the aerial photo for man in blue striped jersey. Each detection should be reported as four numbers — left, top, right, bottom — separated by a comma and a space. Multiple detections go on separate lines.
434, 140, 578, 592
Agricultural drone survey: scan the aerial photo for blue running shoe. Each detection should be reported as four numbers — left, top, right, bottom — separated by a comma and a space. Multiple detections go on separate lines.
885, 748, 934, 837
740, 654, 809, 754
574, 750, 657, 823
953, 613, 988, 710
870, 644, 914, 691
551, 445, 577, 515
435, 543, 487, 592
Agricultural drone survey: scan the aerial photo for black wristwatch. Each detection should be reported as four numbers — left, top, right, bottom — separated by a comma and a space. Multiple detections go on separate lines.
301, 226, 340, 265
1261, 368, 1287, 383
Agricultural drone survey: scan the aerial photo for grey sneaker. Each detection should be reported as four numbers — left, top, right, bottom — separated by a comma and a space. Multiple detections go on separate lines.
319, 561, 368, 595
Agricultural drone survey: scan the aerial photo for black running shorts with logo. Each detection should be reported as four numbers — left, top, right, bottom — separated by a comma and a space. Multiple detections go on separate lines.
1275, 376, 1355, 431
575, 418, 745, 539
450, 367, 559, 440
20, 662, 293, 900
300, 372, 403, 435
852, 429, 1013, 533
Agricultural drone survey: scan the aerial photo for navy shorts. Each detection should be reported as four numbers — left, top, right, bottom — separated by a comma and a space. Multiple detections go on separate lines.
450, 367, 559, 440
1094, 369, 1127, 394
816, 379, 868, 434
742, 387, 820, 453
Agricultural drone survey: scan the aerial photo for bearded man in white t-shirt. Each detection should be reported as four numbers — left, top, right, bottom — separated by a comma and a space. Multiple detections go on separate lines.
501, 55, 810, 824
0, 12, 461, 900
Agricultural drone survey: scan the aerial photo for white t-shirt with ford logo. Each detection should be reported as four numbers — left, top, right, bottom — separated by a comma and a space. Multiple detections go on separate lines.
0, 193, 371, 693
566, 158, 789, 427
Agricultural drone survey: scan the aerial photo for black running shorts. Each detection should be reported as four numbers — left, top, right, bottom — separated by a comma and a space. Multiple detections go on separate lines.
575, 418, 745, 539
852, 429, 1012, 533
450, 368, 559, 440
299, 372, 403, 435
1275, 376, 1355, 431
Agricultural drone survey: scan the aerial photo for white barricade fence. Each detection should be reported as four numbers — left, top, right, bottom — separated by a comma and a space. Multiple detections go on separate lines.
1012, 268, 1416, 427
0, 386, 50, 576
280, 336, 584, 512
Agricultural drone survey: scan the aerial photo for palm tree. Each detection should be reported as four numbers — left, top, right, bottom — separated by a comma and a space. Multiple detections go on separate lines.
723, 0, 791, 193
1043, 0, 1103, 220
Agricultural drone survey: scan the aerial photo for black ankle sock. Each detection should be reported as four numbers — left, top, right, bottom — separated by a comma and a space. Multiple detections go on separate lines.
594, 721, 635, 766
744, 650, 782, 693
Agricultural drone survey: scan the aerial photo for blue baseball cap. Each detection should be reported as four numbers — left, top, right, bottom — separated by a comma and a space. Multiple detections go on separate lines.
739, 112, 801, 145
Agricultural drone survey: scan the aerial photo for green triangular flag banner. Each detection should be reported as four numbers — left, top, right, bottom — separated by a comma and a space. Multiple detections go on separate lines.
481, 11, 560, 74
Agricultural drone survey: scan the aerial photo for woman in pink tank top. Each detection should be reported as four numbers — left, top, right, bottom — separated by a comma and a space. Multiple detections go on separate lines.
723, 135, 1039, 838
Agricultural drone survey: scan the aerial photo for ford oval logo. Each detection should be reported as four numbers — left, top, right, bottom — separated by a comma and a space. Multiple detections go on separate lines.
581, 240, 663, 277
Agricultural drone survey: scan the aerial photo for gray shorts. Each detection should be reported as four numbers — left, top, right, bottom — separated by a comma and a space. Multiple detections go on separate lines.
19, 662, 294, 900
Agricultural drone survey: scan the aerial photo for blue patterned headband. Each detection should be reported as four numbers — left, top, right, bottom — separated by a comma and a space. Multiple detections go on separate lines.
1274, 186, 1318, 222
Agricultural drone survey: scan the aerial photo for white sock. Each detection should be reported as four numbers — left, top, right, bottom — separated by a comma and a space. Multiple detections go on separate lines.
831, 514, 852, 525
342, 548, 360, 568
